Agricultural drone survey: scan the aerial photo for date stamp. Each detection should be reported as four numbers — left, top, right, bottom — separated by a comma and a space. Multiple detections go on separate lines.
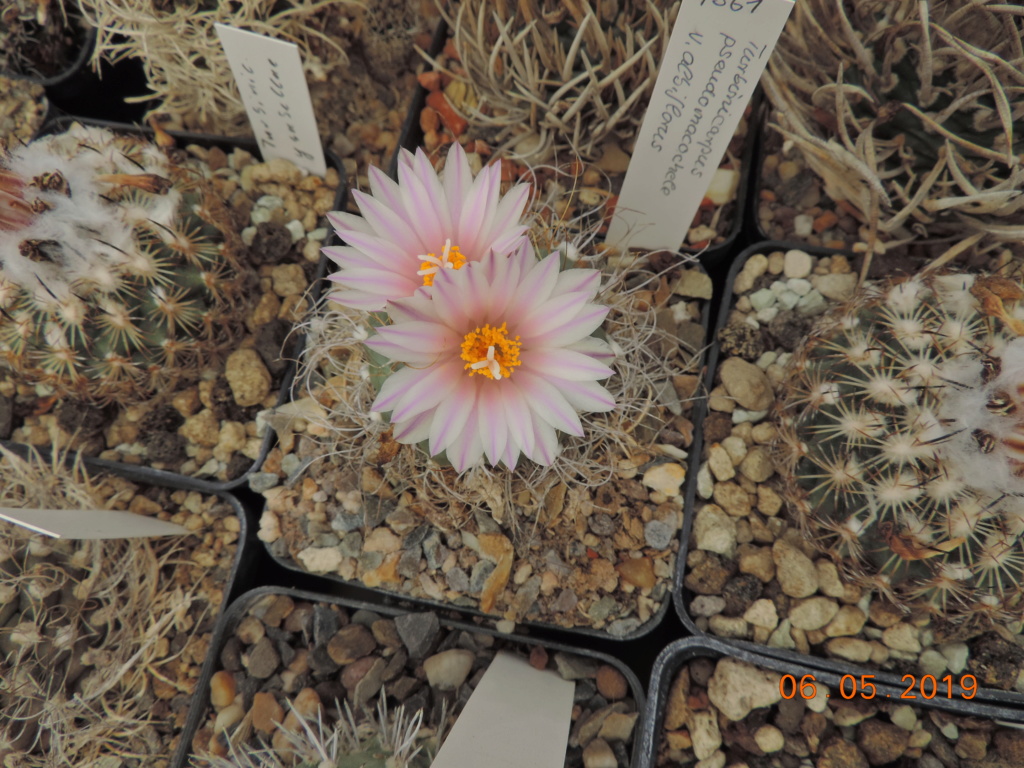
780, 674, 979, 700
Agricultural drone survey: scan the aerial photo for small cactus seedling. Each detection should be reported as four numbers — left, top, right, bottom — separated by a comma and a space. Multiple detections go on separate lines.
777, 271, 1024, 622
199, 692, 438, 768
0, 122, 254, 404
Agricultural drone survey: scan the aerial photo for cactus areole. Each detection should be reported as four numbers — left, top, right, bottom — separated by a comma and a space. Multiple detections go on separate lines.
0, 124, 253, 404
777, 272, 1024, 623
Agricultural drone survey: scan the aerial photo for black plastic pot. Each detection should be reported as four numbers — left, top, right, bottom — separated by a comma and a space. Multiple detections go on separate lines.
3, 116, 347, 493
675, 240, 1024, 710
173, 585, 647, 768
256, 258, 713, 642
640, 636, 1024, 768
1, 17, 95, 87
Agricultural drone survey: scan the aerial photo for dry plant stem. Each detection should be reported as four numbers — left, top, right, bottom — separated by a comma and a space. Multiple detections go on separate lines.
0, 447, 222, 766
432, 0, 679, 161
75, 0, 358, 133
296, 251, 701, 533
762, 0, 1024, 253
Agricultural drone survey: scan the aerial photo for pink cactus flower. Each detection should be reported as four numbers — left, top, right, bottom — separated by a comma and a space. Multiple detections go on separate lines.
323, 141, 531, 311
366, 244, 615, 471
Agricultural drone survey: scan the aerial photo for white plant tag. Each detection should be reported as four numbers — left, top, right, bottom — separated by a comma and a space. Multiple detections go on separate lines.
605, 0, 795, 251
430, 650, 575, 768
0, 507, 191, 540
215, 24, 327, 177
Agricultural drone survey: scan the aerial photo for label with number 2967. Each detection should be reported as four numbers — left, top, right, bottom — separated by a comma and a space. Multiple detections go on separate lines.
780, 674, 979, 700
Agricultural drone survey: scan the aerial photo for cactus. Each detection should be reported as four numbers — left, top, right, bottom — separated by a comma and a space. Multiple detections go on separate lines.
0, 122, 254, 404
199, 693, 438, 768
776, 270, 1024, 622
762, 0, 1024, 246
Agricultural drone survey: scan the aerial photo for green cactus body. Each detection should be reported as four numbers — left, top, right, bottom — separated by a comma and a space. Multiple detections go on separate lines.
777, 271, 1024, 621
0, 122, 254, 404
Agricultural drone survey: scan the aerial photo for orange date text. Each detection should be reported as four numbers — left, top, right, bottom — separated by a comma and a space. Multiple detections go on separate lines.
779, 673, 978, 700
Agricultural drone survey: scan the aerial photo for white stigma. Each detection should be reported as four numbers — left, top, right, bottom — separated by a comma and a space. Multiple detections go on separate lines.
417, 238, 456, 279
470, 344, 502, 379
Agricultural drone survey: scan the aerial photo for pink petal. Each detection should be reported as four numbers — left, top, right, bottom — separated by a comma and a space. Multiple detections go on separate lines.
327, 210, 374, 236
554, 268, 600, 297
548, 378, 615, 412
529, 304, 609, 348
505, 252, 560, 318
567, 336, 615, 362
328, 288, 389, 311
514, 371, 583, 436
393, 410, 432, 443
352, 191, 421, 255
367, 165, 407, 219
390, 362, 462, 422
322, 245, 370, 270
526, 410, 559, 465
374, 322, 456, 356
514, 291, 590, 339
498, 381, 535, 459
428, 379, 476, 455
334, 267, 419, 299
458, 162, 498, 252
448, 404, 485, 471
482, 183, 530, 244
477, 385, 508, 466
372, 366, 422, 412
442, 142, 472, 207
521, 348, 614, 381
364, 335, 440, 367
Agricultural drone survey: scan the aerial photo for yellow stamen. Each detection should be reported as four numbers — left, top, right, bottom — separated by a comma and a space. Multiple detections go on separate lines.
461, 322, 521, 380
418, 238, 466, 286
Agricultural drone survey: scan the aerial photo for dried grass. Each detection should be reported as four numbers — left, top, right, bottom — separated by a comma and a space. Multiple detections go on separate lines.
74, 0, 363, 134
762, 0, 1024, 256
428, 0, 680, 162
0, 447, 218, 767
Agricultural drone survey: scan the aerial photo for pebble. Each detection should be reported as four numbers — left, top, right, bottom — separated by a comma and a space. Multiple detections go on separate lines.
919, 648, 948, 677
743, 598, 779, 629
826, 637, 874, 663
890, 705, 917, 731
582, 737, 618, 768
245, 636, 280, 678
939, 643, 969, 674
754, 724, 785, 753
772, 539, 818, 598
644, 520, 675, 550
395, 612, 440, 659
327, 624, 376, 664
789, 597, 839, 631
749, 288, 776, 312
706, 658, 781, 721
642, 463, 686, 497
882, 623, 921, 653
296, 546, 342, 574
689, 711, 722, 760
694, 505, 736, 558
674, 270, 713, 299
423, 649, 475, 690
224, 349, 272, 407
691, 595, 727, 617
738, 447, 773, 482
733, 254, 768, 294
250, 692, 284, 735
209, 670, 236, 708
783, 249, 812, 279
719, 358, 773, 411
824, 605, 867, 637
707, 444, 735, 481
596, 665, 628, 700
813, 272, 858, 301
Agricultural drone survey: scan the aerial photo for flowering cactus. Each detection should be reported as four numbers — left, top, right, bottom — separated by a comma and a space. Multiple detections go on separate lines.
0, 123, 253, 404
777, 271, 1024, 621
366, 243, 615, 471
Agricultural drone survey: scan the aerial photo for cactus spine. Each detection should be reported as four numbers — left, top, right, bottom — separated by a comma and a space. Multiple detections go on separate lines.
777, 271, 1024, 622
0, 122, 254, 404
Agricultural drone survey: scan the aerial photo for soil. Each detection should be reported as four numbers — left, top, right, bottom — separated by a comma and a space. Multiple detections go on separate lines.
188, 592, 639, 767
658, 653, 1024, 768
0, 4, 86, 80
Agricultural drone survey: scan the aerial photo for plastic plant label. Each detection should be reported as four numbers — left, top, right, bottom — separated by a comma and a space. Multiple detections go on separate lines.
430, 650, 575, 768
215, 24, 327, 177
0, 507, 191, 539
605, 0, 795, 251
